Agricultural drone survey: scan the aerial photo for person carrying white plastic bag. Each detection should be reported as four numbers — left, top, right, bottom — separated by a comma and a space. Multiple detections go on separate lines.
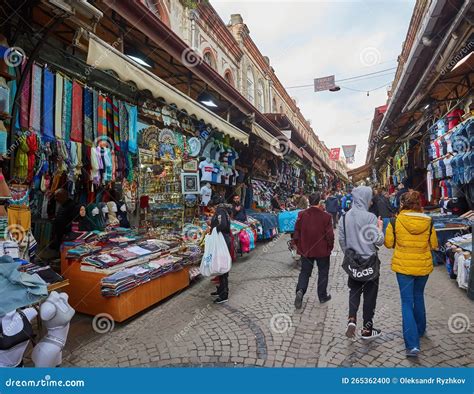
201, 195, 233, 304
200, 228, 231, 277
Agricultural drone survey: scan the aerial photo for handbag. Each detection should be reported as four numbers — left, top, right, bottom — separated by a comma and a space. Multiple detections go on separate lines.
342, 215, 380, 282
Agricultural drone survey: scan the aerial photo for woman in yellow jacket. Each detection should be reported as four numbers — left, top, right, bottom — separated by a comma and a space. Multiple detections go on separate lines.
385, 191, 438, 358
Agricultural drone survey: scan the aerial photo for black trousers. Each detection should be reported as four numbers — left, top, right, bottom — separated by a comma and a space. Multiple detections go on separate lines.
330, 212, 338, 229
217, 272, 229, 299
296, 256, 330, 301
348, 277, 379, 330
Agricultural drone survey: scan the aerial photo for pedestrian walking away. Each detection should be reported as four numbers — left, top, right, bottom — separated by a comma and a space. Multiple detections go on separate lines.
338, 186, 385, 340
293, 192, 334, 309
208, 195, 234, 304
385, 190, 438, 358
325, 190, 339, 229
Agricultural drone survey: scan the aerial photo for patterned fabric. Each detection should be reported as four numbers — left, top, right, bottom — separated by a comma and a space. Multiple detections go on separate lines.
62, 77, 72, 141
106, 96, 113, 139
26, 132, 38, 182
118, 100, 128, 150
54, 73, 63, 139
83, 87, 93, 146
97, 94, 107, 137
125, 104, 137, 153
92, 89, 98, 140
42, 68, 55, 141
29, 64, 42, 132
70, 81, 83, 142
112, 98, 120, 147
19, 64, 31, 130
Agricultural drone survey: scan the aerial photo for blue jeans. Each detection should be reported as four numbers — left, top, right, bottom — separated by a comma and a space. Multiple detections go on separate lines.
382, 218, 390, 235
396, 273, 429, 350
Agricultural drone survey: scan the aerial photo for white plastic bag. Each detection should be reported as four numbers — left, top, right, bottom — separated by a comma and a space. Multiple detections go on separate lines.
199, 228, 231, 277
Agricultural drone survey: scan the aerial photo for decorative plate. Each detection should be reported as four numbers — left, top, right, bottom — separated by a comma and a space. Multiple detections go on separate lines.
159, 128, 177, 145
187, 137, 201, 157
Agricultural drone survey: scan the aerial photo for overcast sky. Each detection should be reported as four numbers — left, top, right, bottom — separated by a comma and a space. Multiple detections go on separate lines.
213, 0, 415, 168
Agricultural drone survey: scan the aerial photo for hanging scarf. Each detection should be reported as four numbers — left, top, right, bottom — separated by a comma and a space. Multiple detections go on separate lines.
102, 147, 113, 184
118, 100, 128, 149
14, 135, 29, 180
126, 152, 133, 182
29, 63, 42, 133
97, 94, 107, 137
83, 87, 93, 145
54, 73, 63, 139
106, 96, 113, 139
112, 97, 120, 148
26, 132, 38, 182
92, 89, 98, 141
19, 65, 31, 131
90, 146, 100, 185
62, 77, 72, 141
70, 81, 83, 142
42, 68, 54, 141
125, 104, 137, 153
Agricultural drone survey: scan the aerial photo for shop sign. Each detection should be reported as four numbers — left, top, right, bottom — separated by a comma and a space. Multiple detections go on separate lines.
329, 148, 340, 161
314, 75, 336, 92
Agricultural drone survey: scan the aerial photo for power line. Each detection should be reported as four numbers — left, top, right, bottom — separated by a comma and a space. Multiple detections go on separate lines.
340, 82, 392, 93
285, 67, 397, 89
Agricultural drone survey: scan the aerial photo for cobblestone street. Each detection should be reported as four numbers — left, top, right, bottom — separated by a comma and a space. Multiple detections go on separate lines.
62, 235, 474, 368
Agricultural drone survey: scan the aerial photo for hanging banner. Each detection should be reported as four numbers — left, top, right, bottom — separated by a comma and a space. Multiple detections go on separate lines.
345, 157, 355, 164
342, 145, 356, 161
329, 148, 340, 161
314, 75, 336, 92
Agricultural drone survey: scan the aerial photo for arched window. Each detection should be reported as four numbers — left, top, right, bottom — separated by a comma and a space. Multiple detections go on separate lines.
203, 49, 217, 70
224, 69, 234, 87
272, 98, 277, 113
246, 67, 255, 104
279, 105, 283, 114
145, 0, 170, 27
257, 79, 265, 112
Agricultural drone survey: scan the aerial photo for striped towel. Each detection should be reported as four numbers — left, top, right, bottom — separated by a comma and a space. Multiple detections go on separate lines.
97, 94, 107, 137
42, 67, 55, 141
112, 97, 120, 147
54, 73, 63, 139
106, 96, 113, 138
70, 81, 83, 142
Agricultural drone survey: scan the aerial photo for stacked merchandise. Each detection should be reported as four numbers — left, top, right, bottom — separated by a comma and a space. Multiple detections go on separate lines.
247, 212, 278, 240
250, 179, 275, 209
101, 255, 183, 297
18, 261, 64, 284
445, 233, 472, 292
426, 111, 473, 202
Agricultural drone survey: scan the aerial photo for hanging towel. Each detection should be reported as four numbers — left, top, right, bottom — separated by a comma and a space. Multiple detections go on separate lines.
97, 94, 107, 137
42, 68, 55, 141
29, 63, 42, 133
19, 65, 31, 130
54, 73, 63, 139
83, 87, 93, 145
62, 77, 72, 141
112, 97, 120, 148
92, 89, 98, 141
70, 80, 83, 142
106, 96, 113, 139
118, 100, 128, 151
125, 103, 137, 153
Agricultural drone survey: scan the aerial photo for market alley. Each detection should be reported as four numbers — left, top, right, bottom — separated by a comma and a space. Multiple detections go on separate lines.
61, 234, 474, 368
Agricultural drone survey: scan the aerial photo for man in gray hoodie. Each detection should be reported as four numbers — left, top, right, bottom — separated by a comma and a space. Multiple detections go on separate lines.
338, 186, 384, 340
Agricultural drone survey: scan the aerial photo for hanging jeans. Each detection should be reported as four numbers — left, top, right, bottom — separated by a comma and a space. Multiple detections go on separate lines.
396, 273, 429, 350
296, 256, 330, 302
348, 277, 379, 330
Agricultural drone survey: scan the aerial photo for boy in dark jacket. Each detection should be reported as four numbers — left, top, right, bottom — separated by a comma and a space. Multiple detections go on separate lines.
294, 192, 334, 309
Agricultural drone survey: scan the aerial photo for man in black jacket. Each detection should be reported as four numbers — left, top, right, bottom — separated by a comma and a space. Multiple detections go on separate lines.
374, 188, 395, 234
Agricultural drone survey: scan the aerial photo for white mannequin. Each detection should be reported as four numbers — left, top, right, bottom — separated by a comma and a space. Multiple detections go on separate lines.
31, 292, 75, 367
120, 203, 127, 212
0, 307, 37, 367
200, 183, 212, 206
107, 202, 119, 226
91, 207, 99, 216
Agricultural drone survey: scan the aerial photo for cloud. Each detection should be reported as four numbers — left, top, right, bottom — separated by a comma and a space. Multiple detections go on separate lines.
213, 0, 415, 168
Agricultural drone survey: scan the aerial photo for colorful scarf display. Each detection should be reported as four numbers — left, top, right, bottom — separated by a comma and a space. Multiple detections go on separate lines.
106, 96, 113, 139
112, 98, 120, 147
29, 64, 42, 132
62, 77, 72, 141
97, 94, 107, 137
70, 81, 83, 142
54, 73, 63, 139
83, 87, 93, 145
42, 68, 55, 141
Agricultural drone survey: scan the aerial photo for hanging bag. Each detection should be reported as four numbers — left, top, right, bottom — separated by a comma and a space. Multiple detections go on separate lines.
199, 228, 231, 277
341, 215, 380, 282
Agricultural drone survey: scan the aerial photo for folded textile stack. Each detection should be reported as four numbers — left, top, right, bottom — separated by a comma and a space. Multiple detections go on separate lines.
19, 262, 64, 284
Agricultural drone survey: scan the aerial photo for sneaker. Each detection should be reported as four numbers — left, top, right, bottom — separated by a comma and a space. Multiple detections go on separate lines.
320, 295, 332, 304
210, 291, 218, 296
361, 328, 382, 340
406, 348, 420, 358
213, 297, 228, 304
294, 289, 304, 309
345, 321, 356, 339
